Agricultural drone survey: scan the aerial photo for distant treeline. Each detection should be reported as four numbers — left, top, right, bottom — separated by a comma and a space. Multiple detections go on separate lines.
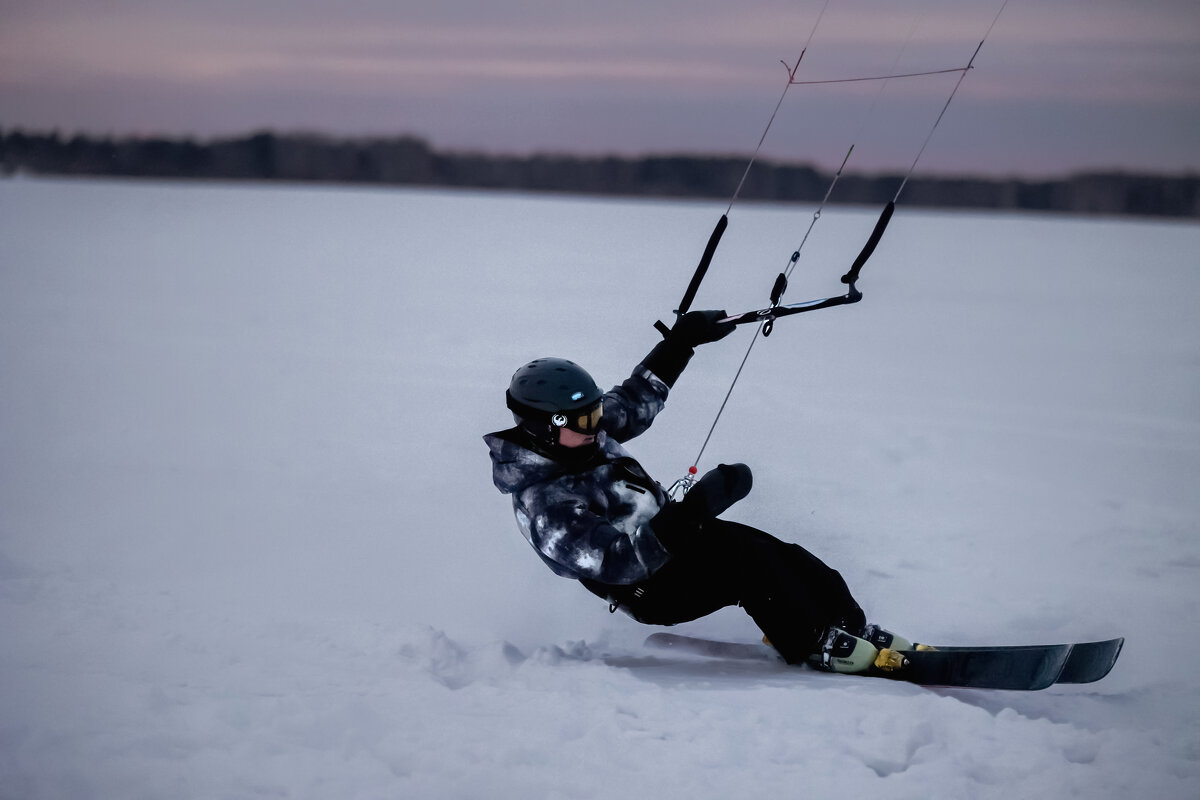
3, 129, 1197, 218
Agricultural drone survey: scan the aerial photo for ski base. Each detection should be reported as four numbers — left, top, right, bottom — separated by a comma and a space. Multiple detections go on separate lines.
643, 632, 1123, 690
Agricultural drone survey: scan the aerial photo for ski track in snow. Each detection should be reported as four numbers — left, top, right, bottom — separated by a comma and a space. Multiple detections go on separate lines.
2, 177, 1199, 799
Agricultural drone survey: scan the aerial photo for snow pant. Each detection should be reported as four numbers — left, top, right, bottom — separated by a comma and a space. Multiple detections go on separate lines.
581, 519, 865, 665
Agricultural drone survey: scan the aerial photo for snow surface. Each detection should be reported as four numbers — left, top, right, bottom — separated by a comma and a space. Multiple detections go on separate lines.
2, 177, 1198, 798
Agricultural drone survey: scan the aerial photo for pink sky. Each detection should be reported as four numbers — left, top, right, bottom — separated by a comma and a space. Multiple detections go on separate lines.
2, 0, 1197, 176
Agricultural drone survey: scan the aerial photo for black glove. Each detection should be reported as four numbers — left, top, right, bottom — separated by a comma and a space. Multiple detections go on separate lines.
683, 462, 753, 519
647, 463, 753, 554
641, 310, 735, 387
670, 310, 736, 348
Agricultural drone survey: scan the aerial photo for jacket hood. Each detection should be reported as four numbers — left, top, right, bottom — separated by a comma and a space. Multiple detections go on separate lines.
484, 427, 610, 494
484, 429, 554, 494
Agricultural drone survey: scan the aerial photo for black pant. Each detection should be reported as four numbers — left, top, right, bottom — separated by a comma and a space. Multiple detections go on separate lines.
582, 520, 865, 664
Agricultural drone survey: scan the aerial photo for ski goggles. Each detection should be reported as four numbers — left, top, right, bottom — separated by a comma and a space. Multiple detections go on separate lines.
552, 400, 603, 435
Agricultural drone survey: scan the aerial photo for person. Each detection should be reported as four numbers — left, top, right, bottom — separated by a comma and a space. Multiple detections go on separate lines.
483, 310, 909, 672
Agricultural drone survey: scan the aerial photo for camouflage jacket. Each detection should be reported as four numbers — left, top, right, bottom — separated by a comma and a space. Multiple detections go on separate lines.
484, 366, 675, 585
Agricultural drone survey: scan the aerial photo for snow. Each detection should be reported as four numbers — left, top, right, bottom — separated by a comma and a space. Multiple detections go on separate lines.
2, 176, 1198, 798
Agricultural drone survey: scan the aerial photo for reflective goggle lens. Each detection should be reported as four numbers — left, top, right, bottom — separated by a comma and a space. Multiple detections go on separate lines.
569, 402, 603, 434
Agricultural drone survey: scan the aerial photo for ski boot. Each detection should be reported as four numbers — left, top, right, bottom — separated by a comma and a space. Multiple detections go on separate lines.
860, 624, 918, 672
810, 627, 875, 673
810, 625, 917, 674
861, 624, 914, 652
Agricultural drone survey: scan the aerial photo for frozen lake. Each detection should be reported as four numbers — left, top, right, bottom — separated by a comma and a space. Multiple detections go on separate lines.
2, 177, 1198, 797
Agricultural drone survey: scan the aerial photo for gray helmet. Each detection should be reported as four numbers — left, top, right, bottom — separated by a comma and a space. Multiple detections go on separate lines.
506, 358, 604, 437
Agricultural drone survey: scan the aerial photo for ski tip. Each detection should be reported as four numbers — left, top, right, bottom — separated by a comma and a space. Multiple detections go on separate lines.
1056, 636, 1125, 685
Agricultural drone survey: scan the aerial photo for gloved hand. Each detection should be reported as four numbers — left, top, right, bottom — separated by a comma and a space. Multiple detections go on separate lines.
682, 462, 753, 519
670, 310, 736, 347
647, 463, 753, 555
641, 310, 736, 387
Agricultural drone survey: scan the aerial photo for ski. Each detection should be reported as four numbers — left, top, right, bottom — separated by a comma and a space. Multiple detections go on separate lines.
1054, 637, 1125, 684
643, 632, 1123, 690
645, 632, 776, 662
894, 643, 1072, 690
921, 638, 1124, 684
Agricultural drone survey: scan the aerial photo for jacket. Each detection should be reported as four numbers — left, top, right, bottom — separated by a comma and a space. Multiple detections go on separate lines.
484, 365, 675, 585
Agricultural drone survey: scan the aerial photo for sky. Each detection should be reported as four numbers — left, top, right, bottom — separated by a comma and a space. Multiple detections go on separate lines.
1, 0, 1198, 177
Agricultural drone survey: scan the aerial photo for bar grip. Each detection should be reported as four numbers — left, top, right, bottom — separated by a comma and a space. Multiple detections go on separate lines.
842, 201, 894, 286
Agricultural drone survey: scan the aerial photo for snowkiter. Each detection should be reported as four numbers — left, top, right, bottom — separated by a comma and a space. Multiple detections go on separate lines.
484, 310, 907, 671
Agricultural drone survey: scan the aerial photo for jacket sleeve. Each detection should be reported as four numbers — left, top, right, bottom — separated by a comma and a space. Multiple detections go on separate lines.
514, 486, 671, 585
600, 367, 671, 444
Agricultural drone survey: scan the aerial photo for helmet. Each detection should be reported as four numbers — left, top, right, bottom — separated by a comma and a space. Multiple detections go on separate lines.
506, 358, 604, 439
